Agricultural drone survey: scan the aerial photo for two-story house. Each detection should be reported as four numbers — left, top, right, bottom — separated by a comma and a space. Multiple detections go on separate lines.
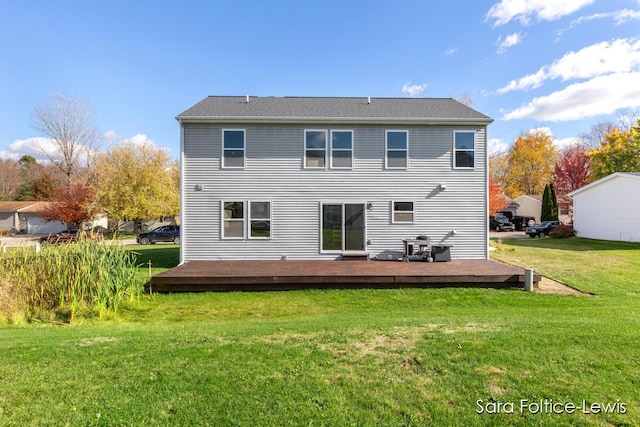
176, 96, 493, 263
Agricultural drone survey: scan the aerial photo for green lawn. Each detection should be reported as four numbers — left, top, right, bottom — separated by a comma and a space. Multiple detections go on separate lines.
0, 239, 638, 426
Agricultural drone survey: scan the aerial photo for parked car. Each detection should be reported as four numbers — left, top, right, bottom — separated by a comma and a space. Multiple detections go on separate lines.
38, 229, 103, 245
511, 215, 536, 231
489, 215, 515, 232
137, 225, 180, 244
526, 220, 561, 238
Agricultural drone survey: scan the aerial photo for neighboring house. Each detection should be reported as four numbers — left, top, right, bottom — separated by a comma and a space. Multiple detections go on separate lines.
0, 201, 35, 234
512, 195, 542, 224
176, 96, 493, 262
569, 172, 640, 242
0, 201, 67, 234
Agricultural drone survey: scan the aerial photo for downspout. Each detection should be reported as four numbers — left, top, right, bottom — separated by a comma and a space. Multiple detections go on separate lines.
178, 119, 185, 265
484, 125, 490, 260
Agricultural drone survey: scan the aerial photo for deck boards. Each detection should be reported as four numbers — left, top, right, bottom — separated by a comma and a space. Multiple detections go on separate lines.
150, 259, 539, 292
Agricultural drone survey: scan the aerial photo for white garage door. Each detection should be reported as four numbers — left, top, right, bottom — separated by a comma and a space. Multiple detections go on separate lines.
27, 216, 67, 234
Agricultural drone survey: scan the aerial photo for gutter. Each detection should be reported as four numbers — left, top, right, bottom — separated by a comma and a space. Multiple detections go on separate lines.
175, 116, 494, 126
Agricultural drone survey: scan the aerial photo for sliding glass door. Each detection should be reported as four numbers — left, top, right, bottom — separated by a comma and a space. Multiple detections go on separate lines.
322, 203, 365, 252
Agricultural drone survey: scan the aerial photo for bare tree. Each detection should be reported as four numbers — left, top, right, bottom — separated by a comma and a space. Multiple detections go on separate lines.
31, 93, 99, 187
0, 157, 21, 200
579, 108, 640, 148
450, 91, 475, 107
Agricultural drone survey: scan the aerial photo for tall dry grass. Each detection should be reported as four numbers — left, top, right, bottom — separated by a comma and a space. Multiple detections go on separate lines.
0, 239, 143, 323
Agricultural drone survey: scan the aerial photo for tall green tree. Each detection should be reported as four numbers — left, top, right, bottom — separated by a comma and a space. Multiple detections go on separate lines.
588, 120, 640, 180
541, 183, 559, 222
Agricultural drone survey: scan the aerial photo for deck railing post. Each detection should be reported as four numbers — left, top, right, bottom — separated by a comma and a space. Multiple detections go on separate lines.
524, 268, 534, 292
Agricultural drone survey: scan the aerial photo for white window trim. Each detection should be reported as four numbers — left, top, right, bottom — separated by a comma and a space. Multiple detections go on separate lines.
385, 130, 409, 170
304, 129, 328, 169
391, 200, 415, 224
221, 200, 245, 239
330, 130, 354, 170
453, 130, 476, 170
248, 200, 272, 240
222, 129, 246, 169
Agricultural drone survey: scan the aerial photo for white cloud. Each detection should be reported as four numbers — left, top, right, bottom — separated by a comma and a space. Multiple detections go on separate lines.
445, 48, 458, 57
571, 8, 640, 26
557, 9, 640, 40
554, 136, 582, 150
498, 38, 640, 93
2, 133, 160, 163
486, 0, 595, 27
5, 137, 59, 162
526, 127, 581, 150
488, 137, 510, 157
104, 130, 157, 147
402, 83, 427, 97
502, 71, 640, 121
497, 32, 524, 54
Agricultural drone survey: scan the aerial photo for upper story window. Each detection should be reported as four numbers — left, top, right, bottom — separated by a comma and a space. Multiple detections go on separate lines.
331, 130, 353, 169
305, 130, 327, 168
454, 131, 475, 169
386, 130, 408, 169
249, 201, 271, 239
223, 129, 245, 168
222, 201, 245, 238
392, 201, 414, 223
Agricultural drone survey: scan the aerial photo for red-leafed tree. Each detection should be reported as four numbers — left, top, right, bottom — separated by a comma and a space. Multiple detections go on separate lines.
41, 183, 93, 225
553, 144, 591, 194
489, 174, 509, 214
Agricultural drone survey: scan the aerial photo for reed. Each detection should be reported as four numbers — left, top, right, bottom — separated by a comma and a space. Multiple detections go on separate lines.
0, 239, 143, 323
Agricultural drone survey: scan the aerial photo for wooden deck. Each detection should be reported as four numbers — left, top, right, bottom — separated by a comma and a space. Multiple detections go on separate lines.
150, 259, 540, 292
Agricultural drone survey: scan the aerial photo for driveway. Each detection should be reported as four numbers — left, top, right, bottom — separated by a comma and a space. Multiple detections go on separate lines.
490, 230, 527, 239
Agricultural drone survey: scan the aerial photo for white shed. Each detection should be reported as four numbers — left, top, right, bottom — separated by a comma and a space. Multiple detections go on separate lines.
569, 172, 640, 242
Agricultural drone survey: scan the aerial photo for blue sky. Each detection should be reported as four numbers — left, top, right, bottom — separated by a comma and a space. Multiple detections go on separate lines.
1, 0, 640, 160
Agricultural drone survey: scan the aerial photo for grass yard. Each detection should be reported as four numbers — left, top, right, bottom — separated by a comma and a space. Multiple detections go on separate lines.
0, 239, 638, 426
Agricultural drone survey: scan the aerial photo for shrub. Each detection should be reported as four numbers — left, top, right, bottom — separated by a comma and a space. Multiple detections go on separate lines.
0, 240, 144, 323
550, 224, 576, 238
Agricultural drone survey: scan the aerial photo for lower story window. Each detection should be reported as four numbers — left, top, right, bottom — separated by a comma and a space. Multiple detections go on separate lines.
392, 201, 414, 223
249, 201, 271, 239
223, 201, 244, 238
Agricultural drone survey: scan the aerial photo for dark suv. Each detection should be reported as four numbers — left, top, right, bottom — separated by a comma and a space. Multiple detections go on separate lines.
511, 215, 536, 231
137, 225, 180, 244
489, 215, 515, 232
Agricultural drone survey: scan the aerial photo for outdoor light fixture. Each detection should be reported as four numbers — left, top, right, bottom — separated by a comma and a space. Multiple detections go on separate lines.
195, 184, 203, 191
438, 183, 447, 191
367, 202, 373, 211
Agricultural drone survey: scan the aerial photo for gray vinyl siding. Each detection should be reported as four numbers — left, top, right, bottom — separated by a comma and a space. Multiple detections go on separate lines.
182, 123, 487, 261
0, 212, 15, 231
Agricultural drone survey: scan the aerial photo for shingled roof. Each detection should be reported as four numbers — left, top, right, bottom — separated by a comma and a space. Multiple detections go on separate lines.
177, 96, 493, 125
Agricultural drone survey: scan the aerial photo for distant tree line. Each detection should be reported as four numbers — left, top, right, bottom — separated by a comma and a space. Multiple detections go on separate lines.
0, 93, 179, 229
490, 111, 640, 220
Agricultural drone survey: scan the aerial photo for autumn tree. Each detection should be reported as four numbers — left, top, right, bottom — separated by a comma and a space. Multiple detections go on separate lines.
553, 144, 591, 194
489, 174, 509, 214
0, 158, 21, 200
31, 172, 60, 200
41, 183, 93, 225
93, 139, 179, 228
502, 131, 557, 198
31, 93, 99, 187
588, 120, 640, 180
